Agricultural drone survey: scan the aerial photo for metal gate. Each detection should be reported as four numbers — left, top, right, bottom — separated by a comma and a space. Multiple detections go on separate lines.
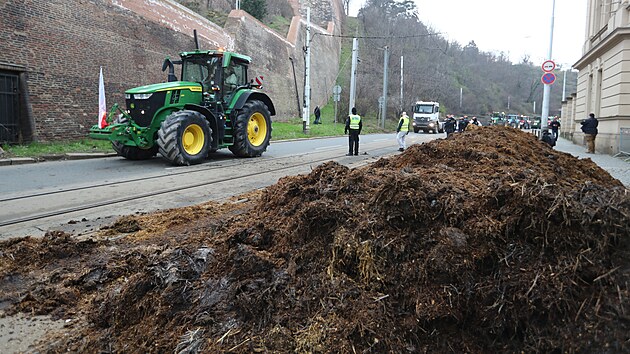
0, 71, 20, 143
613, 127, 630, 161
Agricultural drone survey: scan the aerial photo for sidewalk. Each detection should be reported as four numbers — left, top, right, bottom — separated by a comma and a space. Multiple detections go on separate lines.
554, 136, 630, 187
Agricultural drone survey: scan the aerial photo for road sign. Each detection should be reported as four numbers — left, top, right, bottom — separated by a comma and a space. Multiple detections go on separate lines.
542, 60, 556, 72
541, 72, 556, 85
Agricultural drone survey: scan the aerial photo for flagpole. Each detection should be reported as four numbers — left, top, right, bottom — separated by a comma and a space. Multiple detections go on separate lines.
98, 66, 108, 128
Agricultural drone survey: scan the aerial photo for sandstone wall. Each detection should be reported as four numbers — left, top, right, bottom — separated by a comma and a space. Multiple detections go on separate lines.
0, 0, 343, 141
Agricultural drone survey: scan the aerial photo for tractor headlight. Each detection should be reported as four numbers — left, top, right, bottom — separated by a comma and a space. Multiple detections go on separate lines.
429, 123, 435, 127
133, 93, 153, 100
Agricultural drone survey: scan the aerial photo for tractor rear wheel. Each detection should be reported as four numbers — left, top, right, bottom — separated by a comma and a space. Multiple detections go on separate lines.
111, 115, 158, 160
157, 110, 212, 166
229, 100, 272, 157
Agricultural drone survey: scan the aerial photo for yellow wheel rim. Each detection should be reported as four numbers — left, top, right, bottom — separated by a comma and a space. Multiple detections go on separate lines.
247, 112, 268, 147
182, 124, 204, 155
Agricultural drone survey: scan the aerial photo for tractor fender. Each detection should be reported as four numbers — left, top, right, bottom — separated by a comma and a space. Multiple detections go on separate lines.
232, 91, 276, 116
183, 104, 222, 149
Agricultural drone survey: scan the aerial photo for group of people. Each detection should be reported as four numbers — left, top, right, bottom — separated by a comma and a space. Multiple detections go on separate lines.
442, 115, 482, 137
342, 108, 599, 155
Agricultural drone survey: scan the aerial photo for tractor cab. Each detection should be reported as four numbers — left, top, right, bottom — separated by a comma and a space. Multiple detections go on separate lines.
166, 50, 253, 107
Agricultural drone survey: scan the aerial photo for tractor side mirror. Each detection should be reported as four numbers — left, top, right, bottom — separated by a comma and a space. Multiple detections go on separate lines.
162, 58, 178, 82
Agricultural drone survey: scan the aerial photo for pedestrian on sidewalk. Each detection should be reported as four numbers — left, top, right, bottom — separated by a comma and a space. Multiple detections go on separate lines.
581, 113, 598, 153
396, 111, 410, 151
344, 107, 362, 156
313, 106, 321, 124
550, 117, 561, 140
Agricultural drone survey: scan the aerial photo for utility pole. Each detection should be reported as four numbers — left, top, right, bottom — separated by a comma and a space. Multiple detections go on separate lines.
459, 87, 463, 109
540, 0, 556, 136
507, 96, 510, 111
381, 45, 389, 128
235, 0, 240, 10
289, 57, 301, 118
400, 56, 404, 112
303, 7, 311, 133
349, 38, 358, 115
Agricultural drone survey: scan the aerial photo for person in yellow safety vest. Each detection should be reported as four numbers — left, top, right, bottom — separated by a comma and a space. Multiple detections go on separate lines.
344, 107, 362, 156
396, 111, 410, 152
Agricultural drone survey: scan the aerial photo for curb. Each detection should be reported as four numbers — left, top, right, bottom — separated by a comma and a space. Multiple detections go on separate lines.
0, 157, 37, 166
0, 153, 117, 166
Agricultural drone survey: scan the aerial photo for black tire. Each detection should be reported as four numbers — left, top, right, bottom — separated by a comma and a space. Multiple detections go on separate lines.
229, 100, 272, 157
414, 128, 419, 133
111, 115, 158, 160
112, 141, 158, 160
157, 110, 212, 166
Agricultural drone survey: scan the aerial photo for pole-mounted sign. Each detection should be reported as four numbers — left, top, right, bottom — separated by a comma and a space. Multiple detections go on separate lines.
542, 60, 556, 73
541, 72, 556, 85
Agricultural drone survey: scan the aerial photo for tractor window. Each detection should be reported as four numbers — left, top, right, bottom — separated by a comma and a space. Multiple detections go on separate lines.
182, 61, 206, 83
182, 57, 220, 91
222, 63, 246, 94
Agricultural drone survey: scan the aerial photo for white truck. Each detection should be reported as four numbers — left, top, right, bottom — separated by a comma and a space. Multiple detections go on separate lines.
411, 101, 443, 133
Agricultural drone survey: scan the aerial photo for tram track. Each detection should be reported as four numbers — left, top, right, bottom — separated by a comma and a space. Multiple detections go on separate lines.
0, 139, 401, 229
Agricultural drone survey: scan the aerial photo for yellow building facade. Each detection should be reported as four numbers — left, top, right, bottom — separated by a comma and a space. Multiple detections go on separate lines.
565, 0, 630, 155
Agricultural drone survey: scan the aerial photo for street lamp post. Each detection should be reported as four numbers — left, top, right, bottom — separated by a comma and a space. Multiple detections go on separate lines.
540, 0, 556, 136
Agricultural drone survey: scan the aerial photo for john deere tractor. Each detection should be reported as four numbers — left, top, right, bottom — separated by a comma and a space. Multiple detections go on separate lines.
90, 45, 274, 165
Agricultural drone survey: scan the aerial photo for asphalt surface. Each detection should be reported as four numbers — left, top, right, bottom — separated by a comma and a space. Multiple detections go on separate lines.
1, 134, 628, 187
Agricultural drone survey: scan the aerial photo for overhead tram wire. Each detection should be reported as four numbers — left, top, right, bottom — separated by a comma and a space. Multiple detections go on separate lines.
313, 32, 442, 40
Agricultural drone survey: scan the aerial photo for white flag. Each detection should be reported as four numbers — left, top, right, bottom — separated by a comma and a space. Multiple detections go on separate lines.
98, 67, 108, 128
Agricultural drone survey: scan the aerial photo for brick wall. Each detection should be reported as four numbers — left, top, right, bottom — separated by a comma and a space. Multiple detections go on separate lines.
0, 0, 343, 141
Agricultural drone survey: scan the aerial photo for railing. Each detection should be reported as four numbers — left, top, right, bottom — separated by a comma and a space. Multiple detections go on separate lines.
613, 127, 630, 161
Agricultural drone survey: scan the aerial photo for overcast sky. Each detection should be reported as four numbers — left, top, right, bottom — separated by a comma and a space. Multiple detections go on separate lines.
349, 0, 588, 68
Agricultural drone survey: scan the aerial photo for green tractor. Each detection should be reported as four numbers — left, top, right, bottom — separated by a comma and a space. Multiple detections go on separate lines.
90, 44, 274, 165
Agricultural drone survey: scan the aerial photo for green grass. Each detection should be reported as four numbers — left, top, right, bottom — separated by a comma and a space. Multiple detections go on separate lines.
271, 111, 397, 140
1, 139, 113, 158
267, 15, 292, 37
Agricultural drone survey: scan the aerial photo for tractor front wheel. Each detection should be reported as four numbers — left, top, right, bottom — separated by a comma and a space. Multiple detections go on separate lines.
158, 110, 212, 166
112, 141, 158, 160
229, 100, 272, 157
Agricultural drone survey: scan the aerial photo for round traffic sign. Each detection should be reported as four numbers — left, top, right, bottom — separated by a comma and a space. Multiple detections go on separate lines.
541, 72, 556, 85
542, 60, 556, 72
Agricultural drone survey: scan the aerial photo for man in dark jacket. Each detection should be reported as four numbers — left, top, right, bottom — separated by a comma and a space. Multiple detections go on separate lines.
542, 130, 556, 147
313, 106, 321, 124
549, 117, 561, 140
444, 115, 457, 137
580, 113, 598, 153
344, 107, 362, 156
458, 117, 469, 132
